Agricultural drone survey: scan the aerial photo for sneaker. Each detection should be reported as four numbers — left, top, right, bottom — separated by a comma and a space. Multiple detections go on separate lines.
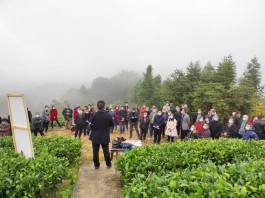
107, 165, 112, 169
95, 166, 100, 169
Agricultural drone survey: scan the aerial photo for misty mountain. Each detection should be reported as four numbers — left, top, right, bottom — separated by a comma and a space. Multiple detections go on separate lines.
60, 70, 140, 106
0, 83, 84, 116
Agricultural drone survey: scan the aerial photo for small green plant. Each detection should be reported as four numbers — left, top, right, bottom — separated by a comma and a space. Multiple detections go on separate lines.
0, 136, 82, 198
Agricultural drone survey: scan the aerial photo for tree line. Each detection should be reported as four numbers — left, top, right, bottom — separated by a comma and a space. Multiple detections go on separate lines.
133, 55, 264, 121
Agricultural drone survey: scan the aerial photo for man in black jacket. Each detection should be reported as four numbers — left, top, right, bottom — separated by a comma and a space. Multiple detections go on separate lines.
89, 100, 114, 169
119, 106, 127, 134
253, 116, 265, 139
129, 107, 140, 139
153, 110, 165, 144
174, 106, 182, 135
233, 111, 242, 131
32, 112, 44, 137
209, 114, 223, 139
74, 109, 85, 138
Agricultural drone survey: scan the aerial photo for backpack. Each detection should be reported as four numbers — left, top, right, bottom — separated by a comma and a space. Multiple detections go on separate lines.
112, 137, 126, 149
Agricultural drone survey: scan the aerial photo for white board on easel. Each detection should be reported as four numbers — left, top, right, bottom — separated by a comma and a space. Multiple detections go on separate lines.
6, 94, 34, 158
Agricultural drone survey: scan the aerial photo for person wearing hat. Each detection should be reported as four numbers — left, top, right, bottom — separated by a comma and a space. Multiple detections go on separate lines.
0, 118, 11, 136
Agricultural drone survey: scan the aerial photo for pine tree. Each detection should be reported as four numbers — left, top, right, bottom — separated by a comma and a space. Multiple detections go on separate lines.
200, 61, 216, 83
216, 55, 236, 89
243, 56, 264, 93
186, 61, 202, 83
134, 65, 156, 107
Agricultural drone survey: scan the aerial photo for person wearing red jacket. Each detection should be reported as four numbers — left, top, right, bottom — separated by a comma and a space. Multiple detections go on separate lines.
50, 105, 62, 128
73, 106, 81, 119
194, 117, 204, 134
140, 105, 147, 117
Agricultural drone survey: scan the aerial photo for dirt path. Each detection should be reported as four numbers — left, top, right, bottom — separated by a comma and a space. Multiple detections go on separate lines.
71, 161, 122, 198
47, 127, 169, 198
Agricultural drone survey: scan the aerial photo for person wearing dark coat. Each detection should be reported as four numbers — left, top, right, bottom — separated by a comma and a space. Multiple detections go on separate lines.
153, 110, 165, 144
193, 109, 202, 124
124, 102, 130, 131
74, 109, 85, 138
0, 118, 11, 136
108, 108, 116, 133
174, 106, 182, 135
209, 114, 223, 139
89, 101, 114, 169
128, 108, 140, 139
83, 106, 92, 136
119, 106, 127, 134
27, 108, 32, 123
232, 111, 242, 131
224, 117, 241, 138
253, 116, 265, 139
42, 105, 50, 133
139, 111, 150, 141
32, 112, 44, 137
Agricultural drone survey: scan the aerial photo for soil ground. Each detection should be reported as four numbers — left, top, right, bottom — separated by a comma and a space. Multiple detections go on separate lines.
47, 127, 169, 198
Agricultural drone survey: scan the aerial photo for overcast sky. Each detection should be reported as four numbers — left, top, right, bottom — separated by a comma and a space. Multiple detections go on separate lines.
0, 0, 264, 87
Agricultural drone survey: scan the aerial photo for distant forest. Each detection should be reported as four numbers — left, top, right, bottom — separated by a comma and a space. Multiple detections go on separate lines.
59, 70, 140, 107
55, 55, 265, 122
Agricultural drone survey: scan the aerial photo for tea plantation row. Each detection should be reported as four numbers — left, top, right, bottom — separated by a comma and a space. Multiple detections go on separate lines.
116, 139, 265, 197
0, 136, 82, 198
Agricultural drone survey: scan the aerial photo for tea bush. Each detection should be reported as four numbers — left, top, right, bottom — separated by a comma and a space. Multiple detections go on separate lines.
116, 139, 265, 197
0, 136, 82, 198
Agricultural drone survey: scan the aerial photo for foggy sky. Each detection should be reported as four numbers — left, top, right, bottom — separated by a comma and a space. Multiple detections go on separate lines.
0, 0, 265, 87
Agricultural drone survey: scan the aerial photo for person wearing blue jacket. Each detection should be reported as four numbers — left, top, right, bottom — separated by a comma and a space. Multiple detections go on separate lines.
153, 110, 165, 144
243, 123, 259, 140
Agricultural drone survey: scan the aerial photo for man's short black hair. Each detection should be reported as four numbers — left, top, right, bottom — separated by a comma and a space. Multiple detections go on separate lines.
97, 100, 105, 110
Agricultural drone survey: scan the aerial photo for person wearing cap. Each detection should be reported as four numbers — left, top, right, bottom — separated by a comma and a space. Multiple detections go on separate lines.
0, 118, 11, 136
50, 105, 62, 128
32, 112, 45, 136
42, 105, 50, 133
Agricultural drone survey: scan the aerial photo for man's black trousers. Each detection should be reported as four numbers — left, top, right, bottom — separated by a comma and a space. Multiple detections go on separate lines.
92, 143, 111, 168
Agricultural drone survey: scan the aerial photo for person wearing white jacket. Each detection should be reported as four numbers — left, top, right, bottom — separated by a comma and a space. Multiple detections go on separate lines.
166, 115, 178, 142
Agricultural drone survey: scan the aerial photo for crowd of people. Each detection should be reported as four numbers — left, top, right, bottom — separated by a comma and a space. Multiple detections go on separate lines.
1, 101, 265, 143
